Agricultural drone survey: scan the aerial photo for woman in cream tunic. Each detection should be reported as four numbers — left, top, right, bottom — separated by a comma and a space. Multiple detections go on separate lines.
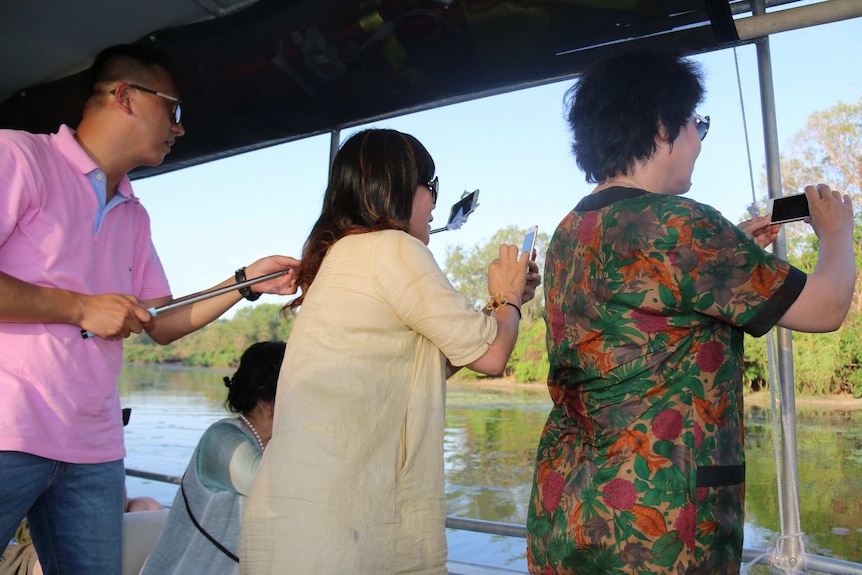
241, 129, 537, 574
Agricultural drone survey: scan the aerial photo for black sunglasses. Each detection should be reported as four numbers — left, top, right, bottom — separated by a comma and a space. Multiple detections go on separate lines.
426, 176, 439, 204
112, 83, 182, 124
694, 113, 710, 141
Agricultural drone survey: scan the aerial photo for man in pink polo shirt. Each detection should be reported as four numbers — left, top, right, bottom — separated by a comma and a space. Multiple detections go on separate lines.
0, 44, 298, 574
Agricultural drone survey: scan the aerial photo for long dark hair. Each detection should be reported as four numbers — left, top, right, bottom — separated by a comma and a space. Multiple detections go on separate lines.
286, 129, 435, 311
223, 341, 286, 413
565, 51, 704, 184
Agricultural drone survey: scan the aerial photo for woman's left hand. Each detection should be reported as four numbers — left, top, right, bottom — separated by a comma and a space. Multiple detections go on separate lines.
522, 257, 541, 304
739, 214, 780, 248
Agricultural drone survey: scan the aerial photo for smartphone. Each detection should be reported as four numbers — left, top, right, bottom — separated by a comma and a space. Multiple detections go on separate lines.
769, 193, 810, 224
447, 189, 480, 226
521, 225, 538, 259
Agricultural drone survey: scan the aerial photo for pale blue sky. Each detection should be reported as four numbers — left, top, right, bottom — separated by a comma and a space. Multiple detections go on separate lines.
134, 13, 862, 315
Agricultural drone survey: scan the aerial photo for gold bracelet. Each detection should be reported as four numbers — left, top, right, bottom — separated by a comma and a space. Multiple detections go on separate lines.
485, 291, 507, 312
485, 291, 522, 319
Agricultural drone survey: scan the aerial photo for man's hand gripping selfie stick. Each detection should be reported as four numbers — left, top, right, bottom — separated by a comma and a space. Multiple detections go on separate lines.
80, 269, 291, 339
431, 189, 479, 234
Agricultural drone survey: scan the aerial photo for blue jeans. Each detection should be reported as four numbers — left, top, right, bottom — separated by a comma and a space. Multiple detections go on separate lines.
0, 452, 125, 575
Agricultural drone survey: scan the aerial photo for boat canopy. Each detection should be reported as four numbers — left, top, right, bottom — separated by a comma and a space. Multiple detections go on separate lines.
1, 0, 766, 179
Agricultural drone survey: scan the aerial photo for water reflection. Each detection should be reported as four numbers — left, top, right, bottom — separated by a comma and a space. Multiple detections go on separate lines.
119, 365, 862, 568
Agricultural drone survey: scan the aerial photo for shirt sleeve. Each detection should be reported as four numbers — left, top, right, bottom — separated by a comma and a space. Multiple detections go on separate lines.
680, 201, 806, 336
369, 231, 498, 367
196, 421, 261, 495
0, 134, 38, 248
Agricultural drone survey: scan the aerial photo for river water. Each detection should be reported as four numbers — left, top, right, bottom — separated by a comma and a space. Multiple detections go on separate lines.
119, 363, 862, 571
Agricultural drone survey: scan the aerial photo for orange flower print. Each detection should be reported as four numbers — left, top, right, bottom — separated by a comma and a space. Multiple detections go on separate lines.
608, 429, 666, 472
750, 265, 774, 298
694, 394, 730, 427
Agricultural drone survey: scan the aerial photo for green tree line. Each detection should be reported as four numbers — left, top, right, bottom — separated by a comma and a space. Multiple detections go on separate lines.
124, 304, 294, 368
126, 98, 862, 396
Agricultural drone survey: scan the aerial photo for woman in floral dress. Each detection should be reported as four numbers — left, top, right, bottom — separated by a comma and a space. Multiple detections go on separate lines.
527, 51, 856, 574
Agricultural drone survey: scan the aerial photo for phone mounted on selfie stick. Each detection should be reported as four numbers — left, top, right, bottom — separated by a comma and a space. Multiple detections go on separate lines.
430, 189, 480, 234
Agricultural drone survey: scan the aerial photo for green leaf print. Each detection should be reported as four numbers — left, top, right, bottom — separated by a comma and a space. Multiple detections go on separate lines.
641, 487, 667, 508
652, 440, 674, 458
593, 465, 623, 485
688, 376, 705, 399
607, 291, 648, 309
678, 273, 696, 305
652, 532, 685, 567
658, 282, 677, 308
634, 454, 651, 480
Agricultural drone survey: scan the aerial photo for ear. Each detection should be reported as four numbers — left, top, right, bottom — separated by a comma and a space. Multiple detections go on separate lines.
112, 82, 134, 116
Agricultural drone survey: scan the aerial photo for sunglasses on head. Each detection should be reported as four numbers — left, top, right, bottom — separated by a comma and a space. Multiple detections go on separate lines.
693, 112, 710, 141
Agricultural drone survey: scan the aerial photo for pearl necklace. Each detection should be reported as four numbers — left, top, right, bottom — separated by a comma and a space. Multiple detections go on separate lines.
239, 413, 265, 452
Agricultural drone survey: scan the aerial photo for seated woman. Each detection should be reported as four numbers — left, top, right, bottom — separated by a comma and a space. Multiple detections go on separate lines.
140, 341, 286, 575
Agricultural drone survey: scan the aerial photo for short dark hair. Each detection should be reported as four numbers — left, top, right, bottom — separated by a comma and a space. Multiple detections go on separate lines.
565, 51, 705, 183
89, 43, 172, 93
224, 341, 286, 413
287, 128, 435, 311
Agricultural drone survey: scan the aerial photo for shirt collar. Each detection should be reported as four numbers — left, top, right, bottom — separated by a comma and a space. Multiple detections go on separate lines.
51, 124, 139, 203
574, 186, 648, 212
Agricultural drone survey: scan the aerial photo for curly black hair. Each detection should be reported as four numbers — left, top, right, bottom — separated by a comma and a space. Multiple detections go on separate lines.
565, 51, 705, 184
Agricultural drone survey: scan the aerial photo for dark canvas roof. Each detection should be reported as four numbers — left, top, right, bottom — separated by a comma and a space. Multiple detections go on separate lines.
0, 0, 765, 178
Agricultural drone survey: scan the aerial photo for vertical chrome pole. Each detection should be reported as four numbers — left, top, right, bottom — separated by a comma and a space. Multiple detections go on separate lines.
751, 0, 804, 571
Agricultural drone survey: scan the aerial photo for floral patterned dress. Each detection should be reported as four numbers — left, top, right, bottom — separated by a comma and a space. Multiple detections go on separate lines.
527, 187, 805, 575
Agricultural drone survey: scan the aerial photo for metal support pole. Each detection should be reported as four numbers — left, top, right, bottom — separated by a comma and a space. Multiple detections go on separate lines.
736, 0, 862, 40
750, 0, 805, 571
329, 128, 341, 181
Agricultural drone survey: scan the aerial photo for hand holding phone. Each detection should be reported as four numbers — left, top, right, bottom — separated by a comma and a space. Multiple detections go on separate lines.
521, 225, 538, 260
769, 193, 810, 224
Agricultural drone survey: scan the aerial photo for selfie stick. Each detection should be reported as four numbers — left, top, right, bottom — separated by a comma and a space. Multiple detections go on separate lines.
430, 214, 468, 234
80, 268, 291, 339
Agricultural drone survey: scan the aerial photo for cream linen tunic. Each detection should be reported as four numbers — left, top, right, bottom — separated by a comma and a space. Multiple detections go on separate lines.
241, 230, 497, 574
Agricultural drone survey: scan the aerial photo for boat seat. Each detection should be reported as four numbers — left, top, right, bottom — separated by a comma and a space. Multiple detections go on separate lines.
122, 509, 169, 575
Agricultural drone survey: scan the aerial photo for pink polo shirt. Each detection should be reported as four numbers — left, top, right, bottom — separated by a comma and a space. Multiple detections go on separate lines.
0, 125, 172, 463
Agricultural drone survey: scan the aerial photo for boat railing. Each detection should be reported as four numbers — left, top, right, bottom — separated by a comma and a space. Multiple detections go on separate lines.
125, 467, 862, 575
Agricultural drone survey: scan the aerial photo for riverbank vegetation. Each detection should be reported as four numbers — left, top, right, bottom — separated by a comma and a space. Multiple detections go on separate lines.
124, 98, 862, 397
